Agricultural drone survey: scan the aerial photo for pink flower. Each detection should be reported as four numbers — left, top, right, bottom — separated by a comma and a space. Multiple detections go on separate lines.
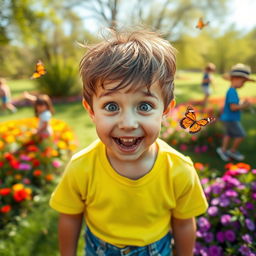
52, 160, 62, 168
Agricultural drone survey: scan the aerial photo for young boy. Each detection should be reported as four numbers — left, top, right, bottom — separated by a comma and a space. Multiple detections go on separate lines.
50, 30, 208, 256
201, 62, 216, 107
217, 63, 255, 162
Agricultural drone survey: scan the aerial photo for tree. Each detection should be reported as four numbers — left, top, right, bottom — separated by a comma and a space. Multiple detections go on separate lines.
65, 0, 229, 40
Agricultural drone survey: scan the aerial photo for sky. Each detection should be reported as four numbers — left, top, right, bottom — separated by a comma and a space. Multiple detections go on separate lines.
228, 0, 256, 30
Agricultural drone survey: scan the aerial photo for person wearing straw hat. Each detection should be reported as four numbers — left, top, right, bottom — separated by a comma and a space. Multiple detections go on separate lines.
216, 63, 255, 161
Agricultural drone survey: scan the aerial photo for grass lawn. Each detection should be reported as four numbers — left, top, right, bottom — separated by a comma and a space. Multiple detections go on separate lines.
1, 73, 256, 255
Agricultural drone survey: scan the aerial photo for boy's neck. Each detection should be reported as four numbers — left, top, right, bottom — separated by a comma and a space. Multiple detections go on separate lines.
106, 142, 158, 180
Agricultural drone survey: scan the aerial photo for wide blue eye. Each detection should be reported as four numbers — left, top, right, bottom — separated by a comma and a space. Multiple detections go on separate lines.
104, 102, 119, 112
138, 102, 153, 112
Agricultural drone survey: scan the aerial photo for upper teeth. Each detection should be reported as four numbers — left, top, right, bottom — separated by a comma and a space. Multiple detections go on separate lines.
120, 138, 136, 143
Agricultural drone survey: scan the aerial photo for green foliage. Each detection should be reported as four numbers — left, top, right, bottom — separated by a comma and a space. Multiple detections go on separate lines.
35, 57, 81, 97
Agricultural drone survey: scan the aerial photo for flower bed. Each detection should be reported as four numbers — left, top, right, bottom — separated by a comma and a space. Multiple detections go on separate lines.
161, 103, 223, 154
194, 162, 256, 256
0, 118, 76, 228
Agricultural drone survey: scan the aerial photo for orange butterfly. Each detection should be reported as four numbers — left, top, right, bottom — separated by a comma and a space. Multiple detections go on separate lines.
196, 17, 209, 30
180, 106, 215, 134
31, 60, 46, 79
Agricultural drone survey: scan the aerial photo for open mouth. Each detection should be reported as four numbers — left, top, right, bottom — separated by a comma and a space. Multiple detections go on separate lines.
113, 137, 143, 152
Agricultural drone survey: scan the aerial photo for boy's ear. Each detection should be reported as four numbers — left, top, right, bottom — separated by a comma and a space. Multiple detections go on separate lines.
163, 99, 176, 116
82, 99, 95, 121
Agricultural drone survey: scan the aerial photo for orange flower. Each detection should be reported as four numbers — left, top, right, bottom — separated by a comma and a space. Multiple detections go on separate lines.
236, 162, 251, 171
1, 205, 11, 213
194, 162, 205, 171
33, 169, 42, 176
45, 174, 54, 181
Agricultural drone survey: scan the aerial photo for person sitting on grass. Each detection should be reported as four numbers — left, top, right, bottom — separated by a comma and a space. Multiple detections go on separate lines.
0, 78, 17, 113
50, 29, 208, 256
217, 63, 255, 162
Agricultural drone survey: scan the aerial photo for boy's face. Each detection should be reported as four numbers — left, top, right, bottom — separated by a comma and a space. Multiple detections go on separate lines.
83, 81, 174, 164
231, 77, 247, 88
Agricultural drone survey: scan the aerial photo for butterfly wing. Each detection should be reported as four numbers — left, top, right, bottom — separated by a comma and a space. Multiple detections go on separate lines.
31, 61, 46, 79
189, 117, 215, 134
36, 62, 46, 75
196, 18, 203, 29
180, 106, 196, 129
180, 117, 195, 129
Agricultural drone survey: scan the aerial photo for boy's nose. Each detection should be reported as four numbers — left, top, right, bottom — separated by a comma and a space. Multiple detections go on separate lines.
118, 110, 139, 130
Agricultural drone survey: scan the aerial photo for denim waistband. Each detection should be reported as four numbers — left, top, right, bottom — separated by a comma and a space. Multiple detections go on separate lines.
85, 228, 172, 256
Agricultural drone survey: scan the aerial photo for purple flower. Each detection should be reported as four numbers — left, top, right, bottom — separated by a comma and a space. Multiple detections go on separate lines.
239, 245, 251, 256
201, 145, 208, 153
245, 218, 255, 231
242, 234, 252, 244
211, 198, 220, 205
225, 189, 238, 197
18, 163, 32, 171
20, 154, 31, 161
219, 196, 230, 207
204, 232, 214, 243
198, 217, 211, 231
208, 245, 222, 256
207, 206, 219, 216
252, 193, 256, 200
216, 231, 225, 243
221, 214, 232, 225
245, 202, 254, 210
224, 230, 236, 242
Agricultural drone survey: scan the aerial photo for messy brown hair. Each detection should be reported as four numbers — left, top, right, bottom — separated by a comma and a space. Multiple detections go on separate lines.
79, 29, 176, 110
34, 94, 54, 117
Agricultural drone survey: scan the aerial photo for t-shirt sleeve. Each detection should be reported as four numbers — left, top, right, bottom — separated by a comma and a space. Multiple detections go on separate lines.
227, 89, 239, 105
172, 161, 208, 219
49, 161, 86, 214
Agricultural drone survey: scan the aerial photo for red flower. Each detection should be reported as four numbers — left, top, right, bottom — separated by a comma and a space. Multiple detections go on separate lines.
33, 169, 42, 176
10, 159, 19, 169
0, 188, 11, 196
32, 159, 40, 167
13, 189, 28, 202
0, 161, 4, 168
0, 205, 11, 213
27, 145, 39, 152
4, 152, 14, 161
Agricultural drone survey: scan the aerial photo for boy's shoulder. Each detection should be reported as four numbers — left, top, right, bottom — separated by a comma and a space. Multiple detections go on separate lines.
71, 139, 102, 163
157, 138, 193, 167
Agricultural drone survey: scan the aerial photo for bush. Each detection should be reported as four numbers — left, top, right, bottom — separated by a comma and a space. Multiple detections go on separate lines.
0, 118, 76, 228
35, 57, 81, 97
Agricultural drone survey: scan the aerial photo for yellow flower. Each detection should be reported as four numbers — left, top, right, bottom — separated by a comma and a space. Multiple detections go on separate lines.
57, 141, 67, 149
5, 135, 15, 143
12, 183, 24, 191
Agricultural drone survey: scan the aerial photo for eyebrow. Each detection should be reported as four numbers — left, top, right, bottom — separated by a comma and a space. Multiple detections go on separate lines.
99, 90, 159, 100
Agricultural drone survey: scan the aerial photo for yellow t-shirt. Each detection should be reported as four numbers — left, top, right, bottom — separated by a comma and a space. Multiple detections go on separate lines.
49, 138, 208, 247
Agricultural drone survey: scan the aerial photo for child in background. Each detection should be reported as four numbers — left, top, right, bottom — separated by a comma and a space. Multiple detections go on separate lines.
201, 63, 216, 107
216, 63, 255, 162
50, 30, 208, 256
24, 91, 54, 139
0, 78, 17, 113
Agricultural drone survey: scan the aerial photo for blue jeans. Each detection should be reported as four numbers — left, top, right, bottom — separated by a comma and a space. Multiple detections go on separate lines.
85, 228, 172, 256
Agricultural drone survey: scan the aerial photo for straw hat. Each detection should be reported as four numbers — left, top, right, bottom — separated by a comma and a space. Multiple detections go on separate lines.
223, 63, 255, 82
